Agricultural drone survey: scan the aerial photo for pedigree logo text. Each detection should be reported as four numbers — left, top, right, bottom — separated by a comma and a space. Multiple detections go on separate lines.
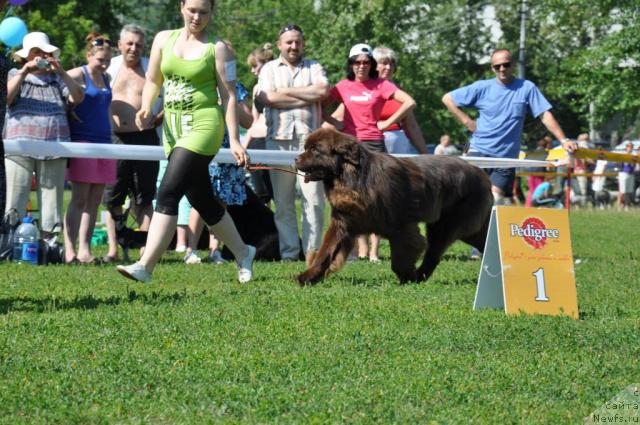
509, 217, 559, 249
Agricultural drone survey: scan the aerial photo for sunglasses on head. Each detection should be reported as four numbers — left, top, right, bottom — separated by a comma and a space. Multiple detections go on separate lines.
279, 24, 303, 36
92, 38, 112, 47
492, 62, 511, 71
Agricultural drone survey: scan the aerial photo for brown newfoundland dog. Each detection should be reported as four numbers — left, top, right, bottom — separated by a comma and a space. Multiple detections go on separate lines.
295, 128, 493, 285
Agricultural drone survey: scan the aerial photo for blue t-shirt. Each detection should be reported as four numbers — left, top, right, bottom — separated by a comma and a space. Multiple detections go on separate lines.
450, 78, 552, 159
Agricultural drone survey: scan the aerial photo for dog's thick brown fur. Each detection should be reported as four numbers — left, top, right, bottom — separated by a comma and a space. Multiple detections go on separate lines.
295, 128, 493, 285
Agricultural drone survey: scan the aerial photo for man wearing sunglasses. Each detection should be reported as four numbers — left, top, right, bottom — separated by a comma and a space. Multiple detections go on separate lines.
442, 49, 576, 206
255, 24, 328, 263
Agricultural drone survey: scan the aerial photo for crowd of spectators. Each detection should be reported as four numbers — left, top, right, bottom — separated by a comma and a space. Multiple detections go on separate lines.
2, 13, 638, 276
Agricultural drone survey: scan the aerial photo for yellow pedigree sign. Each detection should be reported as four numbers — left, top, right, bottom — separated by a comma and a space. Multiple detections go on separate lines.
473, 206, 578, 319
519, 147, 568, 161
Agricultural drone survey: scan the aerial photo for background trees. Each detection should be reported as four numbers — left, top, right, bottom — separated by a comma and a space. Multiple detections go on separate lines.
8, 0, 639, 147
494, 0, 640, 144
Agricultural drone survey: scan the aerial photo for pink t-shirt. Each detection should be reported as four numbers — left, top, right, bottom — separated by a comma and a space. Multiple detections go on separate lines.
330, 78, 397, 141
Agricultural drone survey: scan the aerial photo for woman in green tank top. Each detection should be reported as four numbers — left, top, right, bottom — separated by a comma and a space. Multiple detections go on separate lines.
117, 0, 256, 284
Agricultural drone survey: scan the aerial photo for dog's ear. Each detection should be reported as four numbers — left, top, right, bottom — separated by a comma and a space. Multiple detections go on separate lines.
333, 133, 360, 166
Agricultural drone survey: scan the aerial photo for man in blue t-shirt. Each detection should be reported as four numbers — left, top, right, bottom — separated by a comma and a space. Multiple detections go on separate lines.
442, 49, 577, 205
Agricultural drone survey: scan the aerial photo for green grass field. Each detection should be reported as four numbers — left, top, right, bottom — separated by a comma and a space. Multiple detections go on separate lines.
1, 210, 639, 423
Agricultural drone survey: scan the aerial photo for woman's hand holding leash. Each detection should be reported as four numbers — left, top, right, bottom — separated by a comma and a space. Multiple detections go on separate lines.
230, 139, 249, 167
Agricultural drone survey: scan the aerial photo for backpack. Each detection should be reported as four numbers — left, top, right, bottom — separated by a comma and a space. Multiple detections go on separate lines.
0, 209, 19, 261
39, 223, 65, 265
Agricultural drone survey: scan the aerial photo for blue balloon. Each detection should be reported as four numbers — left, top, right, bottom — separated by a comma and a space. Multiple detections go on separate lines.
0, 17, 28, 48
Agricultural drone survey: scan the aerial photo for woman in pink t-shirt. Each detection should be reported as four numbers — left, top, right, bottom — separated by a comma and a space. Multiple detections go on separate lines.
324, 43, 416, 262
325, 43, 416, 153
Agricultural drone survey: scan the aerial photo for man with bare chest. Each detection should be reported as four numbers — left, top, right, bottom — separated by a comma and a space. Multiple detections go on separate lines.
102, 24, 163, 262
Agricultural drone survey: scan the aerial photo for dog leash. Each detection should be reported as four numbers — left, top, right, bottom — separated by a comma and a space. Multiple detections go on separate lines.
247, 163, 306, 178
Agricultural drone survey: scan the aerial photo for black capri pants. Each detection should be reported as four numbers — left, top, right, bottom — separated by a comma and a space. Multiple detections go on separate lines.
155, 147, 226, 225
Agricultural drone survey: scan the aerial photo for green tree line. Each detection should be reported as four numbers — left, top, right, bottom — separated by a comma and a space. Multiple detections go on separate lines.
7, 0, 639, 147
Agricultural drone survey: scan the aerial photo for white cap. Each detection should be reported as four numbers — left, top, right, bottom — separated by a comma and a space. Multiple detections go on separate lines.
14, 32, 60, 60
349, 43, 372, 59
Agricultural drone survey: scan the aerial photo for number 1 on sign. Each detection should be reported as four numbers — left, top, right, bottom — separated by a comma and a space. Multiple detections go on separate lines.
533, 268, 549, 302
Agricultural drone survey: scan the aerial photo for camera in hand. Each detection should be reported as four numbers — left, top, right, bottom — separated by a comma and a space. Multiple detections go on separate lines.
36, 59, 50, 69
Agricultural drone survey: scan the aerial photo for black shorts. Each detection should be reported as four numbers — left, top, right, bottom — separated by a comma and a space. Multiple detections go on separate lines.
467, 150, 516, 197
103, 129, 160, 209
360, 140, 387, 153
487, 167, 516, 197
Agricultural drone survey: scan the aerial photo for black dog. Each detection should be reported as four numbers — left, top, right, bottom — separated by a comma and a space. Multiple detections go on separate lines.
114, 185, 284, 263
112, 211, 149, 263
295, 128, 494, 285
221, 185, 296, 262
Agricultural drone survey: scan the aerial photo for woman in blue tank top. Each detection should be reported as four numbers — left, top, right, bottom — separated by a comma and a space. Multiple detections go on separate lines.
63, 32, 114, 264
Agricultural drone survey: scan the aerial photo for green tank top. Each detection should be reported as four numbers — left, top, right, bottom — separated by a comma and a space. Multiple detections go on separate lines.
160, 29, 224, 157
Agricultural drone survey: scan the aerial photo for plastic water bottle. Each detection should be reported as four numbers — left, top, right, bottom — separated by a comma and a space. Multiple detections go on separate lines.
13, 217, 39, 265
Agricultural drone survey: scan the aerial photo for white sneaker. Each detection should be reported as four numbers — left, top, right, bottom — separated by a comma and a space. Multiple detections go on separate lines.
184, 251, 202, 264
116, 262, 152, 283
175, 245, 187, 253
208, 250, 226, 264
237, 245, 256, 283
470, 247, 482, 261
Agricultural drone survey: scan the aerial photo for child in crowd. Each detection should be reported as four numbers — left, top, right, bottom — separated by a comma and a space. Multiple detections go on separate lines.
531, 177, 563, 208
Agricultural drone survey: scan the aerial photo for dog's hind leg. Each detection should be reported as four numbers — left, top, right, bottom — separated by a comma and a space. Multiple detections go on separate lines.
113, 212, 129, 261
122, 247, 130, 264
461, 220, 489, 253
297, 220, 353, 286
389, 224, 425, 283
418, 189, 492, 281
460, 197, 491, 252
416, 222, 461, 282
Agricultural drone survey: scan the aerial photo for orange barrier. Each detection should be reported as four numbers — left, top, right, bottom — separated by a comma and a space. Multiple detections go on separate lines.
574, 148, 640, 164
520, 147, 640, 165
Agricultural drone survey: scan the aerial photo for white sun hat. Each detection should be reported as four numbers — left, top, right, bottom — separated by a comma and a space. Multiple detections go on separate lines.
14, 32, 60, 60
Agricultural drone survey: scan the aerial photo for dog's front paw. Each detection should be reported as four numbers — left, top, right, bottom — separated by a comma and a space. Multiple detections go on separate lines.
415, 264, 436, 283
297, 269, 322, 286
396, 269, 419, 284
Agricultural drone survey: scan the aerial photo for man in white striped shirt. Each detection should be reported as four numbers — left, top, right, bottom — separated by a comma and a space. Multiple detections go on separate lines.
256, 24, 328, 262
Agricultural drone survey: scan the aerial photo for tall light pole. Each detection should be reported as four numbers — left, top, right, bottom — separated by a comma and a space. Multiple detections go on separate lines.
518, 0, 528, 79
